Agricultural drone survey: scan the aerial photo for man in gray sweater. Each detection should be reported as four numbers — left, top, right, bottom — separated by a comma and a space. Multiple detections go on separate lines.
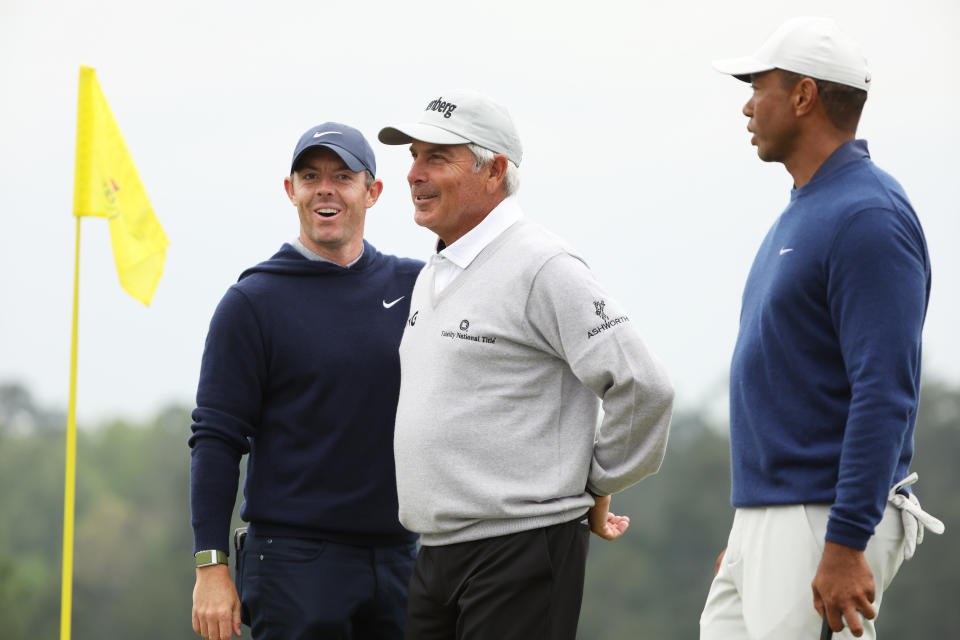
379, 90, 674, 639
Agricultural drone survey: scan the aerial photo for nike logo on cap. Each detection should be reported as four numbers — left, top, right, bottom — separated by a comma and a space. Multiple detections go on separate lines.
383, 296, 405, 309
779, 248, 794, 255
313, 131, 341, 138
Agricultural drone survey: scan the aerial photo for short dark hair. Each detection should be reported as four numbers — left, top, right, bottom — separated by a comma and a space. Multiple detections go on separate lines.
779, 70, 868, 133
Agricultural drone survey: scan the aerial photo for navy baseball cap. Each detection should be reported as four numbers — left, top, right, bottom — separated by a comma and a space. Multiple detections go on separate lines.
290, 122, 377, 176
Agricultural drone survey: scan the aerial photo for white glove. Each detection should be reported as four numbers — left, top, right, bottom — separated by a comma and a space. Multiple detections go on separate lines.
888, 472, 945, 560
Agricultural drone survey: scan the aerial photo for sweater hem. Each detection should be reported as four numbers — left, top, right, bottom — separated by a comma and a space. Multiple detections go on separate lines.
416, 507, 590, 547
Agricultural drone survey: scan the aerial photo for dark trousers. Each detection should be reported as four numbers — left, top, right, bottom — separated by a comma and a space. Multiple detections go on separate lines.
404, 517, 590, 640
236, 534, 417, 640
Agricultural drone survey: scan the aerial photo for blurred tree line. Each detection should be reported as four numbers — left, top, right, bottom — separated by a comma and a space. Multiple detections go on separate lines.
0, 379, 956, 638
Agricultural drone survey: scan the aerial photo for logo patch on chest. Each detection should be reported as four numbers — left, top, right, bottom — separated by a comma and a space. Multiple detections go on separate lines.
440, 318, 496, 344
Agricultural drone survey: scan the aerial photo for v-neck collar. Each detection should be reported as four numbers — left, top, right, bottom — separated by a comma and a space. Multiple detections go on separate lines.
426, 219, 524, 309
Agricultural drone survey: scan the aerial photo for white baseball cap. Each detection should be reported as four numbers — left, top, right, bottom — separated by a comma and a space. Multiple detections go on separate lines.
712, 16, 871, 91
378, 90, 523, 166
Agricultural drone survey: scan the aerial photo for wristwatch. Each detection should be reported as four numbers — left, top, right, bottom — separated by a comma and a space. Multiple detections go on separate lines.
195, 550, 228, 568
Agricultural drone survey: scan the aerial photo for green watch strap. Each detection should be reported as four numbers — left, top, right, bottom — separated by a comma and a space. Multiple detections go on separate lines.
194, 549, 228, 568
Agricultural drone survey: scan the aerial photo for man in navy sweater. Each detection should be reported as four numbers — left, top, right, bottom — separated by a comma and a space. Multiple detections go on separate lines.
189, 123, 423, 640
702, 17, 942, 640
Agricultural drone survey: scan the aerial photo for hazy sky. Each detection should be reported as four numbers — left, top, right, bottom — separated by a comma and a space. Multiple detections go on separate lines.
1, 0, 957, 423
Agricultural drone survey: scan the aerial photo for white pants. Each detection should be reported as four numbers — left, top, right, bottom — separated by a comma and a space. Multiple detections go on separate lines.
700, 504, 906, 640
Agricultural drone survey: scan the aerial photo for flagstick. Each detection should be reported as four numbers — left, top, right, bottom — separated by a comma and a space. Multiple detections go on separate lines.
59, 215, 82, 640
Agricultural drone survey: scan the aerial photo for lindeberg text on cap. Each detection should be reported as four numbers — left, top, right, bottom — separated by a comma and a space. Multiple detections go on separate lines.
291, 122, 377, 176
378, 90, 523, 166
712, 16, 871, 91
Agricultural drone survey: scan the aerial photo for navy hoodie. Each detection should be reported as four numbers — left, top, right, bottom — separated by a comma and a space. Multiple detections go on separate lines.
190, 241, 423, 554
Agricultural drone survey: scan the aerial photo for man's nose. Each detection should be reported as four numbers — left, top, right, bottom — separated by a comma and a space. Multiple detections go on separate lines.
408, 157, 426, 185
315, 175, 335, 193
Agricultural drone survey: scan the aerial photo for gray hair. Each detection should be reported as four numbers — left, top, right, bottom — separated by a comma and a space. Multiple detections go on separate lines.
466, 143, 520, 196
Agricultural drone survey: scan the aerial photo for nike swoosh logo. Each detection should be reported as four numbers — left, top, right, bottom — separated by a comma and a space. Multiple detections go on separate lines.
779, 248, 794, 255
313, 131, 342, 138
383, 296, 405, 309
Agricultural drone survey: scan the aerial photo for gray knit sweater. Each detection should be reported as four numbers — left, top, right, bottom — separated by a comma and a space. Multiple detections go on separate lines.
394, 220, 673, 546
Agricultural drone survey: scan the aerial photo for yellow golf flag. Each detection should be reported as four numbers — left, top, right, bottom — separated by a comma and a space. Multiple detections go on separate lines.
73, 66, 168, 305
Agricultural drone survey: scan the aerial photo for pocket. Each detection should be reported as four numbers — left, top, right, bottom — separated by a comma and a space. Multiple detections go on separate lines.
249, 535, 329, 564
723, 510, 745, 567
800, 504, 830, 554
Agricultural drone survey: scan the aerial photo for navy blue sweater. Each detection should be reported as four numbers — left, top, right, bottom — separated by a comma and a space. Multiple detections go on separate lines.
730, 140, 930, 550
190, 241, 423, 554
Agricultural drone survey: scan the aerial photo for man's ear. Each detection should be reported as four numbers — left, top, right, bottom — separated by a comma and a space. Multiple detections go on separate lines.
793, 77, 819, 117
486, 155, 508, 193
284, 175, 296, 203
366, 178, 384, 208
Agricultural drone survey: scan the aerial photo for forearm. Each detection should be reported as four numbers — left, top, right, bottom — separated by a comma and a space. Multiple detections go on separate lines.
190, 438, 242, 554
587, 344, 674, 496
828, 402, 913, 549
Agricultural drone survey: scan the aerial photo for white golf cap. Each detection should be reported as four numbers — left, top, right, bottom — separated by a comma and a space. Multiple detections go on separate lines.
378, 90, 523, 166
712, 16, 871, 91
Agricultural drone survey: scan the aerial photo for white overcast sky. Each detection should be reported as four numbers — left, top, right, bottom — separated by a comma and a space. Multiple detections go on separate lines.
1, 0, 957, 423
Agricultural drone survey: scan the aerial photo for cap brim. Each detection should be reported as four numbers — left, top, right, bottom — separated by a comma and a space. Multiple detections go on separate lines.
712, 56, 775, 82
292, 142, 368, 175
378, 123, 472, 146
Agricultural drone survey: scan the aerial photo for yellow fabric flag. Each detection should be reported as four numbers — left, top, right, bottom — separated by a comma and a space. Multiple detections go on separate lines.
73, 66, 168, 305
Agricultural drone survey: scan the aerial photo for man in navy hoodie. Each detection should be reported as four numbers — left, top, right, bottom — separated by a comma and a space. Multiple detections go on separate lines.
189, 123, 423, 640
702, 17, 943, 640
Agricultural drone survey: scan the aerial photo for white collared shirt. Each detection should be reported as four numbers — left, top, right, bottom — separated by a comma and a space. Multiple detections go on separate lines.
431, 195, 523, 295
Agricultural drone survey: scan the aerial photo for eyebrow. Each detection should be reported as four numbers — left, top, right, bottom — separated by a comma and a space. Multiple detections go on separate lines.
297, 161, 351, 173
411, 144, 454, 156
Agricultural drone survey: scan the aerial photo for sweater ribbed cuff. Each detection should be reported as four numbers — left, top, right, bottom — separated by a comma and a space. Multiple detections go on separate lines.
824, 518, 870, 551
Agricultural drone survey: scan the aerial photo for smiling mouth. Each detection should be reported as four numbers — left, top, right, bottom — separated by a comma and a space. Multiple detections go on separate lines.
315, 208, 339, 217
414, 194, 438, 203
